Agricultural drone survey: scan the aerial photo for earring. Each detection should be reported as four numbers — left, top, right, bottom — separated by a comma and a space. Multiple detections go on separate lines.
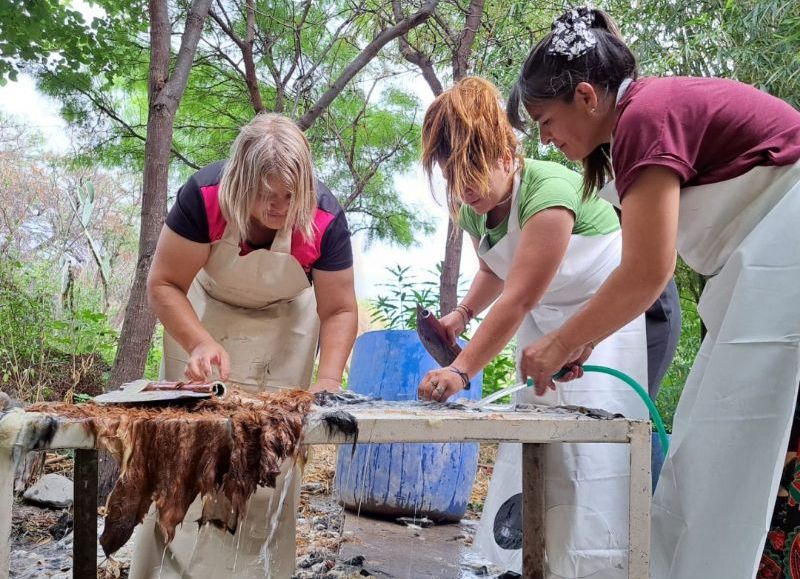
591, 107, 596, 114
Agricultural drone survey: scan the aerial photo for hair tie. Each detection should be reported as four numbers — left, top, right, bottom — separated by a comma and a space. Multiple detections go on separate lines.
547, 7, 598, 61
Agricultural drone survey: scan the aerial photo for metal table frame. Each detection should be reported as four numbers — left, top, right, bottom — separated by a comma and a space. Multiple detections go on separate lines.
0, 407, 651, 578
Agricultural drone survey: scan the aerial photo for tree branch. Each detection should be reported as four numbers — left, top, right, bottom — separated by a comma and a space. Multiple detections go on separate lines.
161, 0, 213, 112
297, 0, 439, 130
391, 0, 443, 96
453, 0, 485, 80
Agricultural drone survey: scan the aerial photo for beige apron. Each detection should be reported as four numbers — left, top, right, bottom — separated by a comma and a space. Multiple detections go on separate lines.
130, 225, 320, 579
473, 169, 649, 578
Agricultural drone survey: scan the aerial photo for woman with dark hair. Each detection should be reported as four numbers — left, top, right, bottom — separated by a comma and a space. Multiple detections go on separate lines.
509, 7, 800, 577
416, 75, 649, 577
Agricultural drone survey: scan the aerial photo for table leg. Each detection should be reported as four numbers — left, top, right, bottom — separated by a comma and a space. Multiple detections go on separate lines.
0, 447, 15, 577
522, 443, 546, 579
73, 449, 98, 579
628, 422, 651, 578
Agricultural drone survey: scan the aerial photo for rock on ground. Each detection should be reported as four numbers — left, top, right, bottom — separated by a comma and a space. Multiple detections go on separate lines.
22, 474, 73, 509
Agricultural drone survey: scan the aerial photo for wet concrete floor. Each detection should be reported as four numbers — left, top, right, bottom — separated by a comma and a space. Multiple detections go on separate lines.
339, 512, 503, 578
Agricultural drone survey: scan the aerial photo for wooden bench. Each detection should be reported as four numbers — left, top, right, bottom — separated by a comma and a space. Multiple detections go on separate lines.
0, 405, 652, 578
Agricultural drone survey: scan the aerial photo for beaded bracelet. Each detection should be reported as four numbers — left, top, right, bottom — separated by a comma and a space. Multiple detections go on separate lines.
454, 303, 474, 327
453, 307, 470, 327
447, 366, 470, 390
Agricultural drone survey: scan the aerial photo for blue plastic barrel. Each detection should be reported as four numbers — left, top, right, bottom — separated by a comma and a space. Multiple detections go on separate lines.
335, 329, 483, 522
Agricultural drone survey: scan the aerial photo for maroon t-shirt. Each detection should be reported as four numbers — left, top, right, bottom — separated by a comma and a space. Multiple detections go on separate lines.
612, 77, 800, 199
166, 161, 353, 278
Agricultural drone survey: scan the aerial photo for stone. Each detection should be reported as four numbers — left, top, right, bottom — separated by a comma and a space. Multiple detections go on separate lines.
342, 555, 364, 567
395, 516, 434, 528
22, 474, 73, 508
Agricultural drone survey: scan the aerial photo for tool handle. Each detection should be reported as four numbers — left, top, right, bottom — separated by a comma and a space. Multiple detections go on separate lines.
419, 308, 453, 345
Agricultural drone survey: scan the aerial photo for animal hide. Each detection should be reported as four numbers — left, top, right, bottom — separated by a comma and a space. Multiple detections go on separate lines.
29, 390, 314, 556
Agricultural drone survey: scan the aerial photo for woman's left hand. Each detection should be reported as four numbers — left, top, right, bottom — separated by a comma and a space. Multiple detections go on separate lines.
310, 377, 342, 393
520, 333, 592, 396
418, 368, 464, 402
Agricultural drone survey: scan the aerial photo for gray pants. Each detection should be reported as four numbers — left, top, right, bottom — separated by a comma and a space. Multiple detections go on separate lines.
644, 277, 681, 488
645, 278, 681, 399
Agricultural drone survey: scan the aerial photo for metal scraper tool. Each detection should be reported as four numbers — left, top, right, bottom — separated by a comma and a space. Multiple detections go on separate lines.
93, 379, 227, 404
471, 378, 533, 409
471, 367, 572, 409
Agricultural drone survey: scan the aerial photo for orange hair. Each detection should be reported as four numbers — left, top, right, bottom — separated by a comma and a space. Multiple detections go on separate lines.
421, 76, 519, 218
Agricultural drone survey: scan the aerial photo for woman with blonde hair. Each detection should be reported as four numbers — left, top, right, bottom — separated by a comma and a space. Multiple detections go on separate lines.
416, 76, 649, 577
131, 113, 357, 578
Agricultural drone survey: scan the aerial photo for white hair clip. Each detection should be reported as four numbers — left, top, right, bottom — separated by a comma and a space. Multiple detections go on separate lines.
547, 7, 598, 61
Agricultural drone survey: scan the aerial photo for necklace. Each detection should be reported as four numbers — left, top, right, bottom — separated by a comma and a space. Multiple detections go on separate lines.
495, 193, 513, 207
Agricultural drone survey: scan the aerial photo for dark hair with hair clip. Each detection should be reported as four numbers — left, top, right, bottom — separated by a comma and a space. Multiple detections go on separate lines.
508, 8, 637, 199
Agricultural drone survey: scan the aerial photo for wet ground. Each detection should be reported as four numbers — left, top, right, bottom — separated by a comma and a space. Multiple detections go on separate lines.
9, 445, 503, 578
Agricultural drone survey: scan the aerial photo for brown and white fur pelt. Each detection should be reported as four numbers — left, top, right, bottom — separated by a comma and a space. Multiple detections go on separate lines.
27, 390, 315, 556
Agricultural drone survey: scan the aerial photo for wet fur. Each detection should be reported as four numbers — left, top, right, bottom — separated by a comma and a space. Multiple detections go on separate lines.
29, 390, 314, 556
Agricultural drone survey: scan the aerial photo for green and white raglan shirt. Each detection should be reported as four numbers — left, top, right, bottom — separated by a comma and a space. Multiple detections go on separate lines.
459, 159, 619, 247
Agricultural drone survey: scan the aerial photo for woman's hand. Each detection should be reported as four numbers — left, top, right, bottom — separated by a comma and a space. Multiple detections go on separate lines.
186, 339, 230, 382
520, 333, 592, 395
418, 367, 465, 402
310, 377, 342, 393
438, 311, 466, 343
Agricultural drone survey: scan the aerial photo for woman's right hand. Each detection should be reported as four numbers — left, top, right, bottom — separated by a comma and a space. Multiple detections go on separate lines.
186, 339, 230, 382
438, 311, 466, 344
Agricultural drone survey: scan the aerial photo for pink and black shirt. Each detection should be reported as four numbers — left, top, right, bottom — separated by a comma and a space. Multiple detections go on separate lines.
612, 77, 800, 199
166, 161, 353, 279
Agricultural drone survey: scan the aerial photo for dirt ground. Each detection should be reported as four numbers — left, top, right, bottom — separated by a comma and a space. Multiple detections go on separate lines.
9, 444, 498, 578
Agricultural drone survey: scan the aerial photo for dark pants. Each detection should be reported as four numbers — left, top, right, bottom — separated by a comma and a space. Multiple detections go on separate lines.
644, 278, 681, 489
645, 278, 681, 399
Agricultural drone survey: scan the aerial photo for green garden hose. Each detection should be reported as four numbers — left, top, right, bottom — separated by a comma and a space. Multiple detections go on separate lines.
546, 364, 670, 456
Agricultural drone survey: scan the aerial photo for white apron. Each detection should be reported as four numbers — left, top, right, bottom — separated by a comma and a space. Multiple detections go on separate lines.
473, 170, 649, 578
130, 225, 320, 579
641, 160, 800, 578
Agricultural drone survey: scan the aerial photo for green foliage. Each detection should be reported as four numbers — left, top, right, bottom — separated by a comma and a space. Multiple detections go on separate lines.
314, 85, 436, 246
0, 258, 115, 402
480, 342, 518, 399
144, 324, 164, 381
30, 0, 435, 247
0, 0, 92, 83
608, 0, 800, 108
369, 265, 439, 330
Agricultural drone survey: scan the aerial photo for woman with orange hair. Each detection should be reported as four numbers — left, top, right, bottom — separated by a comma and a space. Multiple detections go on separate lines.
416, 76, 649, 577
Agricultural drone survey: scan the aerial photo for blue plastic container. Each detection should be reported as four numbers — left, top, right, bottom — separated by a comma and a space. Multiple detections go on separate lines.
335, 329, 483, 522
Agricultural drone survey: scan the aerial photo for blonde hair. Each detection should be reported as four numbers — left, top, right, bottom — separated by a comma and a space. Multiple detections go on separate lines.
421, 76, 519, 219
219, 113, 316, 241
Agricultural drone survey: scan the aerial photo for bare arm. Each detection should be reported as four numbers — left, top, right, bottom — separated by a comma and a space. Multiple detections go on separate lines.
312, 266, 358, 392
419, 207, 574, 401
437, 236, 504, 342
460, 236, 505, 316
146, 226, 229, 380
454, 208, 574, 377
521, 166, 681, 392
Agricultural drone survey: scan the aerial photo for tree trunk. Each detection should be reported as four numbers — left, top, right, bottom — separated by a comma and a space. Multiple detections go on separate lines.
101, 99, 175, 506
439, 221, 463, 315
102, 0, 212, 505
436, 0, 484, 315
